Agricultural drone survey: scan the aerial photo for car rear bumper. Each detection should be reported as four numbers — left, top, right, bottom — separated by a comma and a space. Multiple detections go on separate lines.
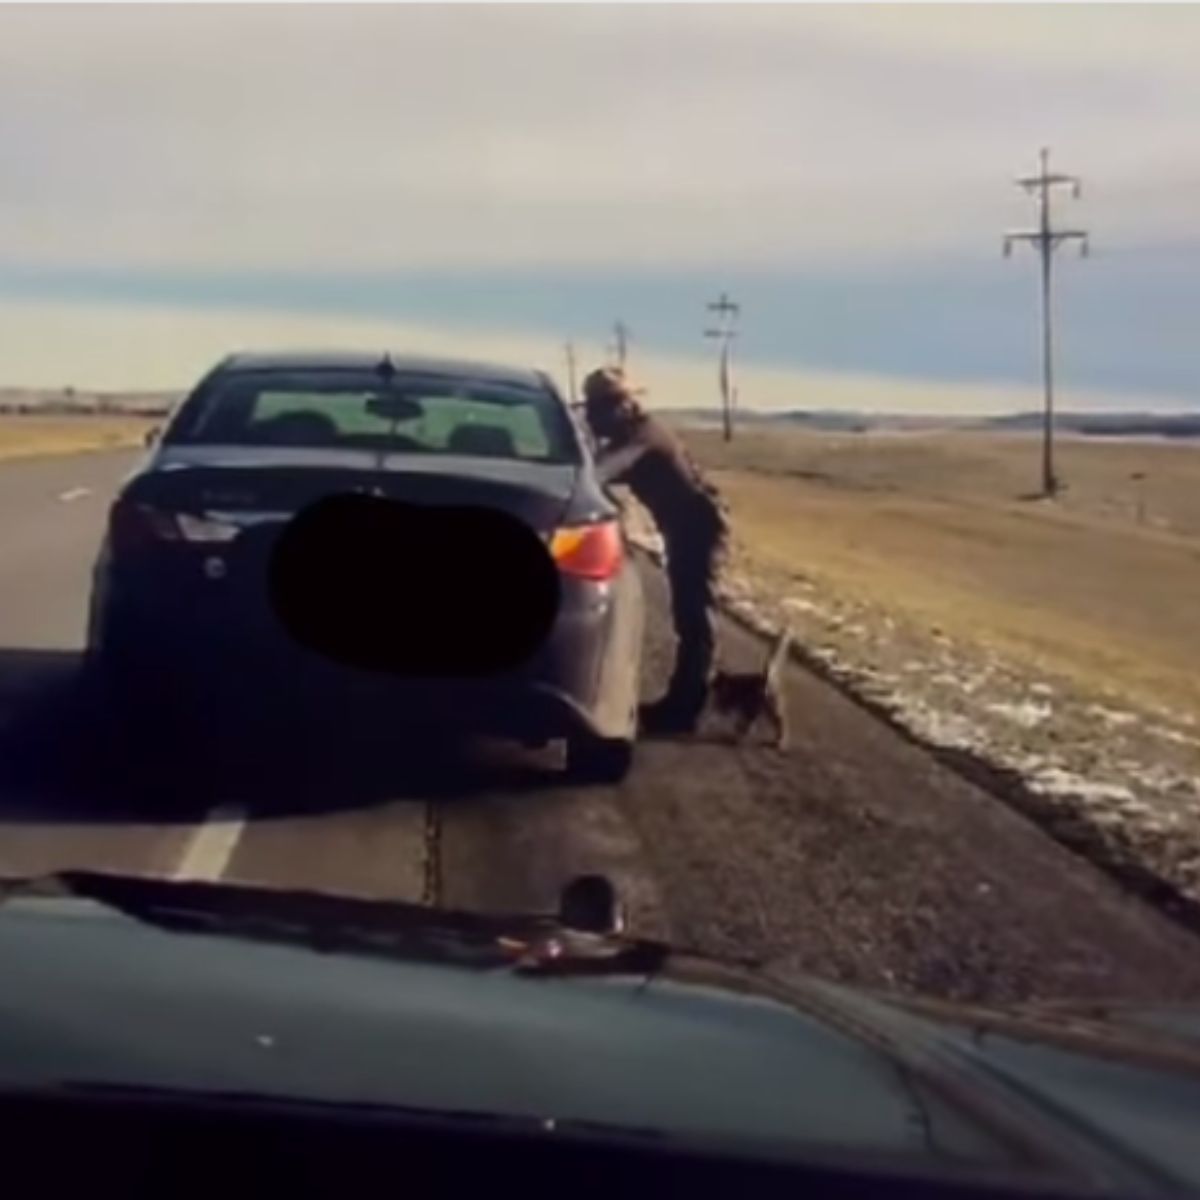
91, 565, 642, 742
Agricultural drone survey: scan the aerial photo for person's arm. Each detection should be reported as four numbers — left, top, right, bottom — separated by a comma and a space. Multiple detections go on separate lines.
594, 439, 649, 485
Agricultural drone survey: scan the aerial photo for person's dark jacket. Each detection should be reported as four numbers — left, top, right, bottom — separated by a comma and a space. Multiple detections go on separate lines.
595, 413, 727, 548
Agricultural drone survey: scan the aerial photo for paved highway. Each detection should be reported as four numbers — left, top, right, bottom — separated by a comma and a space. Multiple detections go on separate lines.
3, 448, 1200, 1004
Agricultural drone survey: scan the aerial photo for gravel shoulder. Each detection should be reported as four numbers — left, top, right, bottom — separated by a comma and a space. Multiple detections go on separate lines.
660, 429, 1200, 932
624, 560, 1200, 1005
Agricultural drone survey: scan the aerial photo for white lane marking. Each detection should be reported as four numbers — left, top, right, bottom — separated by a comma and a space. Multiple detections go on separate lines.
172, 804, 247, 881
58, 486, 92, 502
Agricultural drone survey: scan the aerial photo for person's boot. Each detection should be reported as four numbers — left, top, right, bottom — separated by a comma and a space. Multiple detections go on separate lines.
639, 693, 703, 735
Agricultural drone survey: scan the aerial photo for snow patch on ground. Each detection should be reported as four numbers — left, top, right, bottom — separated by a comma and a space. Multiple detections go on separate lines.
1087, 704, 1140, 729
986, 701, 1054, 729
782, 597, 825, 616
1030, 769, 1136, 804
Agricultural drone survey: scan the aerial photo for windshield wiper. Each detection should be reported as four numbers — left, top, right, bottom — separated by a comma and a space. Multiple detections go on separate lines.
0, 870, 670, 978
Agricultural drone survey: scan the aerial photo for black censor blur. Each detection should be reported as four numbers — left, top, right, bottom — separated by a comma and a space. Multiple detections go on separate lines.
582, 367, 729, 734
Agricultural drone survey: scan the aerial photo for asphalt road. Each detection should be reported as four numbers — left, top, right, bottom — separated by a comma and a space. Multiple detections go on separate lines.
3, 448, 1200, 1005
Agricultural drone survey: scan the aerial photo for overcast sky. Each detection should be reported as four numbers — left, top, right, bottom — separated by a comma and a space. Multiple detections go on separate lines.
0, 4, 1196, 410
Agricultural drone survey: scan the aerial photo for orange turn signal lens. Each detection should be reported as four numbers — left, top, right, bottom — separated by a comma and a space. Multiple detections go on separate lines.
549, 520, 623, 580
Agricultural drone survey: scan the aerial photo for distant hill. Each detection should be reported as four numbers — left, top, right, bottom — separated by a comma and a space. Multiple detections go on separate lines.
0, 388, 177, 416
665, 406, 1200, 439
2, 388, 1196, 440
665, 407, 878, 433
982, 411, 1200, 439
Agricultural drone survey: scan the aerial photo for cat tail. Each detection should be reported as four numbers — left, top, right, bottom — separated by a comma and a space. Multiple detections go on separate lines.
764, 624, 792, 692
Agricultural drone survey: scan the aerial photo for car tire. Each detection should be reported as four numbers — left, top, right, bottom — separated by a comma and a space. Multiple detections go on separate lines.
565, 734, 635, 784
104, 660, 177, 742
91, 621, 190, 750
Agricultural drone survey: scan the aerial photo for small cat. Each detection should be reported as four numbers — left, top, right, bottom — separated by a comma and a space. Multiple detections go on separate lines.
708, 627, 792, 750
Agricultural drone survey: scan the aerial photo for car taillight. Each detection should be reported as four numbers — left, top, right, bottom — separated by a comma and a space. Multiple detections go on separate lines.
549, 520, 623, 581
109, 501, 238, 555
109, 500, 179, 554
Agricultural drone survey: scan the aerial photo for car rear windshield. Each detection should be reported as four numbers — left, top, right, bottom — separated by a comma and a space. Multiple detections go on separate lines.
168, 369, 579, 464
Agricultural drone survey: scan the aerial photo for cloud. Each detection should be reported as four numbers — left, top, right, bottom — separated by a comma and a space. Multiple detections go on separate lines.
0, 297, 1185, 417
0, 6, 1196, 271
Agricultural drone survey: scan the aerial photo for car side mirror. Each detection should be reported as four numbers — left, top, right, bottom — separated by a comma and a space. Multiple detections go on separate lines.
143, 425, 161, 448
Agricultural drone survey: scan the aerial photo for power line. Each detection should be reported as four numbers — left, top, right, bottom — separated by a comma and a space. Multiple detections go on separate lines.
1004, 147, 1089, 498
705, 292, 740, 442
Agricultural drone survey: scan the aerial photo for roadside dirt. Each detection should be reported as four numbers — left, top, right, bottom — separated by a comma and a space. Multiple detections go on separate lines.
0, 415, 153, 462
619, 564, 1200, 1004
662, 428, 1200, 929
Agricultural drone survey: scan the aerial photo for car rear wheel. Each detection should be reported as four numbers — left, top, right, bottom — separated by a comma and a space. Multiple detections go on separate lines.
102, 658, 182, 742
565, 733, 635, 784
90, 619, 194, 750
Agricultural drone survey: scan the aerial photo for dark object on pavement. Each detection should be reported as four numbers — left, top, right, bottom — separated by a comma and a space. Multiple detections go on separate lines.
558, 873, 626, 935
583, 367, 728, 730
86, 352, 643, 781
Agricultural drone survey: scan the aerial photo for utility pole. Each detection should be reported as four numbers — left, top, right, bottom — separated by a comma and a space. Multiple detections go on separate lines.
564, 340, 578, 403
705, 292, 740, 442
1004, 147, 1089, 497
610, 321, 630, 371
1130, 471, 1147, 526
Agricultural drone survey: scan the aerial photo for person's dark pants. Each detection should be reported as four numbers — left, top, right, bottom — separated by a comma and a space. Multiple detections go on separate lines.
660, 533, 723, 720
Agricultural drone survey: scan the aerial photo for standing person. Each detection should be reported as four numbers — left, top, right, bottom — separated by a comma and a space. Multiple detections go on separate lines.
581, 367, 729, 734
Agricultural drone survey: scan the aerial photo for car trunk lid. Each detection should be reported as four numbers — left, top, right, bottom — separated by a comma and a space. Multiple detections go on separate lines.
110, 446, 581, 657
129, 445, 579, 534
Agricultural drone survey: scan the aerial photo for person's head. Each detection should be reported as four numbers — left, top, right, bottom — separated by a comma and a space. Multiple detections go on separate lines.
582, 367, 644, 439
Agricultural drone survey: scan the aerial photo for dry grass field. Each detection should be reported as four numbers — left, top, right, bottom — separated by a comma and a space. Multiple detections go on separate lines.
669, 424, 1200, 909
0, 414, 156, 462
680, 427, 1200, 719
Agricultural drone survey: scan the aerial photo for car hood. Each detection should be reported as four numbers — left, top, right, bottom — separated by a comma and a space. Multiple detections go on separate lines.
2, 873, 1199, 1194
